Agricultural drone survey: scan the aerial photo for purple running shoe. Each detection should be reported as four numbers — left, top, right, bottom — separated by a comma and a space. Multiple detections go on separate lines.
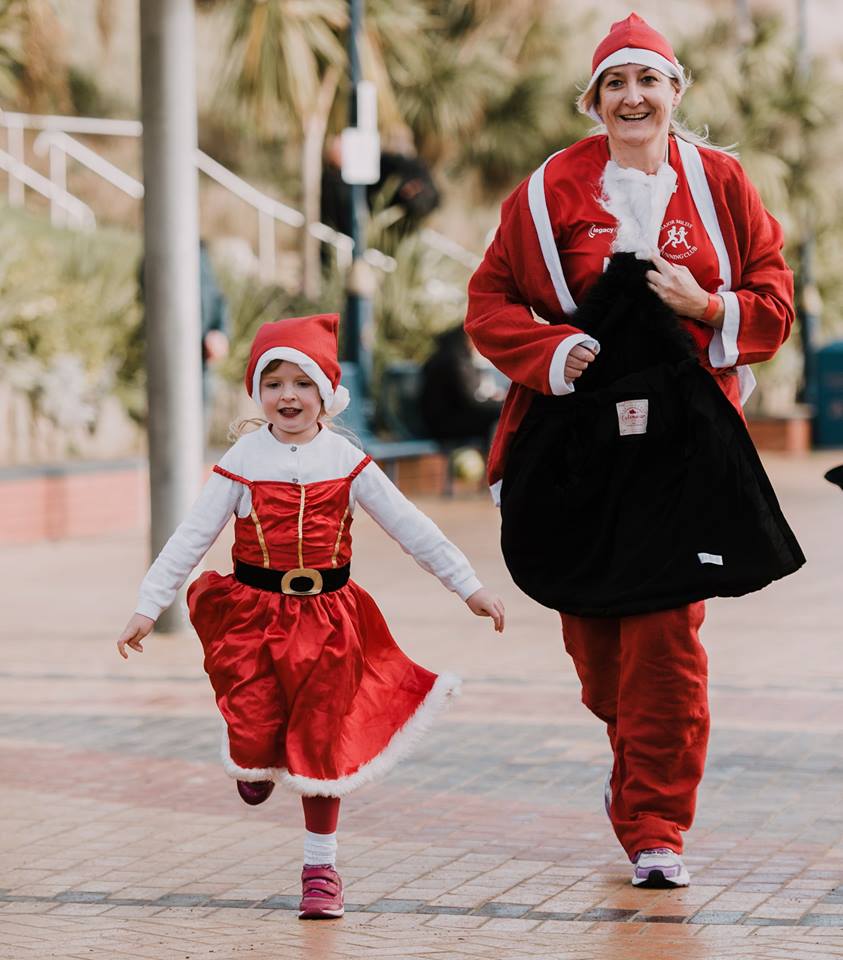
631, 848, 690, 888
298, 864, 344, 919
236, 779, 274, 806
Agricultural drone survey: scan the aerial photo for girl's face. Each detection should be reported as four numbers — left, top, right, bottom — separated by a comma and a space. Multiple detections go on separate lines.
597, 64, 680, 153
260, 361, 322, 444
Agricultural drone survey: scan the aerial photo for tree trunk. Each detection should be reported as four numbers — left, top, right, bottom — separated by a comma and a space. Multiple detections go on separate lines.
300, 65, 341, 301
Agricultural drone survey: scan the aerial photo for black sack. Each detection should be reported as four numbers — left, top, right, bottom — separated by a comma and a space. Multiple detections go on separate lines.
500, 254, 805, 617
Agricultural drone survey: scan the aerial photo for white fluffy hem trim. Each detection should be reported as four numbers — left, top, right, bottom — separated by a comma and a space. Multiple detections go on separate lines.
219, 672, 461, 797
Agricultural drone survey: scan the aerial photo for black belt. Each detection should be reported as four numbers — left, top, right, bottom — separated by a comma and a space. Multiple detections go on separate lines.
234, 560, 350, 596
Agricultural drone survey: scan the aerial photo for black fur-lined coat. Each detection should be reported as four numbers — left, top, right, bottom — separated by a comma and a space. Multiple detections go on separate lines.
500, 254, 805, 617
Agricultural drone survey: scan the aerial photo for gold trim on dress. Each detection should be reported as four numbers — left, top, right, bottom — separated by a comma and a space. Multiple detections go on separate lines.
296, 484, 306, 569
331, 507, 349, 568
250, 508, 270, 568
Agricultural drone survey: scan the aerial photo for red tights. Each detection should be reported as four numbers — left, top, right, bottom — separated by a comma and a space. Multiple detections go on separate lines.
561, 602, 709, 858
301, 795, 341, 834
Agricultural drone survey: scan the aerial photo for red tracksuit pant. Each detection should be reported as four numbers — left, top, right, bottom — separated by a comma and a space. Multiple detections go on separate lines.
561, 602, 709, 859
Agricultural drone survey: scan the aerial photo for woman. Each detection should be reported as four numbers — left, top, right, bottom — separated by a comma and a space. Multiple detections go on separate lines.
465, 13, 797, 887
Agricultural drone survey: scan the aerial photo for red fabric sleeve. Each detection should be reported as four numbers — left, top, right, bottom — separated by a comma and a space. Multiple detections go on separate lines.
464, 183, 587, 395
730, 170, 795, 365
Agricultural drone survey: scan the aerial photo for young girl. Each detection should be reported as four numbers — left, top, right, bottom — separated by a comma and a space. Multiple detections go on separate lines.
117, 313, 505, 920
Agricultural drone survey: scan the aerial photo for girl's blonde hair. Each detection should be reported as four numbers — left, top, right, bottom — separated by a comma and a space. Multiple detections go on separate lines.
576, 68, 737, 156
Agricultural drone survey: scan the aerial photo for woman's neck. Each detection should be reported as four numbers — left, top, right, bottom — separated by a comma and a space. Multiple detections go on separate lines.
607, 134, 670, 175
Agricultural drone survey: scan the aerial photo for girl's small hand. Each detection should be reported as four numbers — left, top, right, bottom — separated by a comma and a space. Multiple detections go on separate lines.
117, 614, 155, 659
466, 588, 505, 633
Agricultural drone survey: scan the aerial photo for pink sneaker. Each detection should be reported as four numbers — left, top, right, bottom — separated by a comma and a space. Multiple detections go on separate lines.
236, 780, 274, 806
298, 864, 344, 919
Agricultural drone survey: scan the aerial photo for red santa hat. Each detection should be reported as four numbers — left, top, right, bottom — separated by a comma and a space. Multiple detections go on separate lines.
245, 313, 350, 416
583, 12, 685, 120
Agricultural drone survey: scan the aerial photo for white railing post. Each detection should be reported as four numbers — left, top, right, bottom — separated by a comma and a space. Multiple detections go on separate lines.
258, 208, 276, 283
48, 141, 68, 227
6, 118, 24, 207
0, 111, 480, 276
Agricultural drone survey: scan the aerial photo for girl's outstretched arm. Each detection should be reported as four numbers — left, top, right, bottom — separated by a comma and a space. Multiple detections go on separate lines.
117, 613, 155, 658
466, 587, 505, 632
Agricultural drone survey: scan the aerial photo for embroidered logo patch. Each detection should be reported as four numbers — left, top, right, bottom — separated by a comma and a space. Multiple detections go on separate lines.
698, 552, 724, 566
616, 399, 649, 436
660, 218, 699, 262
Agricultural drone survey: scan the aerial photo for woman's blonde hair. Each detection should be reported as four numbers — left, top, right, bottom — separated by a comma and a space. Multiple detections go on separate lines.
576, 67, 737, 156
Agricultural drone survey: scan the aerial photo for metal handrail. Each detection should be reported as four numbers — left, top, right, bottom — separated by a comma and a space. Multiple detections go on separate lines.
0, 148, 95, 229
0, 110, 474, 277
33, 131, 144, 198
420, 228, 482, 270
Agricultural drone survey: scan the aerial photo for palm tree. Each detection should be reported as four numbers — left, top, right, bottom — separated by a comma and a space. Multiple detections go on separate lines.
0, 0, 69, 110
223, 0, 347, 300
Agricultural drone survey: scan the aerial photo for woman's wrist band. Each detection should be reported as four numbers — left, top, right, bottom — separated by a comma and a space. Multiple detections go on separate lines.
701, 293, 721, 323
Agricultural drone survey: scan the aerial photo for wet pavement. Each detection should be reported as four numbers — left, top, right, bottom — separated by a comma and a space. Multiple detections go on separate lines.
2, 451, 843, 959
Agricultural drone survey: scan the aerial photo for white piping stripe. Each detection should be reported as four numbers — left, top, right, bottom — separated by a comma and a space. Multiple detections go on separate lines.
527, 151, 577, 316
709, 291, 741, 368
676, 138, 746, 375
675, 138, 731, 291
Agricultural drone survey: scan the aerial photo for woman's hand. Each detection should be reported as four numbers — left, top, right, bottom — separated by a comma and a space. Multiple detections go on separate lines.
117, 614, 155, 659
466, 588, 505, 633
645, 255, 722, 327
564, 345, 598, 383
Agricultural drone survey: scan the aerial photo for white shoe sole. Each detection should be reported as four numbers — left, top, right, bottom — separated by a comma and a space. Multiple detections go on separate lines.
631, 865, 690, 888
298, 906, 345, 919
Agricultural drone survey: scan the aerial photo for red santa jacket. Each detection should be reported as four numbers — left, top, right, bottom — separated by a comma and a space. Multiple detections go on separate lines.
465, 134, 795, 496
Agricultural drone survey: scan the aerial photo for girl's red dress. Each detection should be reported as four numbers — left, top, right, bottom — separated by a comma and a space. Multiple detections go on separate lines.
187, 457, 457, 797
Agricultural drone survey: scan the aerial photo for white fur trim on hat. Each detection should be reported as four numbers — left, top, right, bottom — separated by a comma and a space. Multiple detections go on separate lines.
585, 48, 685, 121
251, 346, 349, 415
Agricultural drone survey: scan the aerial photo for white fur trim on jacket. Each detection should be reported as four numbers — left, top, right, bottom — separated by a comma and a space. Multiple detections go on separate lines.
600, 160, 677, 261
220, 672, 461, 797
251, 346, 350, 416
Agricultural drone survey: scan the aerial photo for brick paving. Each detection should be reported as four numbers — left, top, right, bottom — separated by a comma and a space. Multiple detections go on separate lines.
2, 451, 843, 959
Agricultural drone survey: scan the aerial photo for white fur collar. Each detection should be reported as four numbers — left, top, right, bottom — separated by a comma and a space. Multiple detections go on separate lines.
599, 160, 677, 260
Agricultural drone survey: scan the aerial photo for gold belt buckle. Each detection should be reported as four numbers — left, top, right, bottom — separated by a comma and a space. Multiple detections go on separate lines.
280, 568, 324, 596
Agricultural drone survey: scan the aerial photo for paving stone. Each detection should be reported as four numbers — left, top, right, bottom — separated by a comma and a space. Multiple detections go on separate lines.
2, 457, 843, 958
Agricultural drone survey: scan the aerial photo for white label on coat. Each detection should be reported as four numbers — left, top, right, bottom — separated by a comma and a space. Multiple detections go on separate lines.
616, 399, 649, 436
698, 552, 724, 565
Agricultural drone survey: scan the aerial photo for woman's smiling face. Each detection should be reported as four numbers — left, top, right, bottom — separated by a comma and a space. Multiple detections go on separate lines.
596, 63, 680, 153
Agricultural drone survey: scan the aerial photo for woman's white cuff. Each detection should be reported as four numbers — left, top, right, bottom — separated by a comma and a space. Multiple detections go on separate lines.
708, 291, 740, 368
549, 334, 601, 395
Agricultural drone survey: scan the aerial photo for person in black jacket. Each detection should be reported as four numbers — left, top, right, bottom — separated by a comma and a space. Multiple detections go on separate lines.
420, 326, 503, 445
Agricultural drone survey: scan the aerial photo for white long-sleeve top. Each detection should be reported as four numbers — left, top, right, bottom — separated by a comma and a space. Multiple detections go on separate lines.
136, 423, 483, 619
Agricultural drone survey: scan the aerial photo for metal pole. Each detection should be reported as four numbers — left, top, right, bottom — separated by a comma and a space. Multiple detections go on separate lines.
343, 0, 375, 395
139, 0, 203, 632
795, 0, 820, 410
